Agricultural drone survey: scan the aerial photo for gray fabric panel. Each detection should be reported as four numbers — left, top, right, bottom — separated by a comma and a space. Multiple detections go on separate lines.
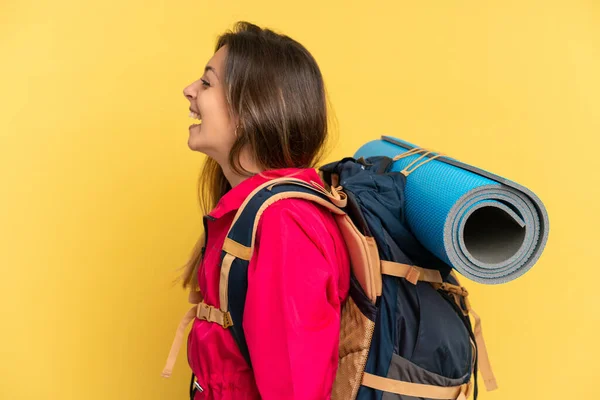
381, 354, 469, 400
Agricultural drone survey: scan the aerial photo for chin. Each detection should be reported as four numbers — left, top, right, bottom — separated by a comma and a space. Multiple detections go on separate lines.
187, 137, 205, 153
188, 138, 218, 159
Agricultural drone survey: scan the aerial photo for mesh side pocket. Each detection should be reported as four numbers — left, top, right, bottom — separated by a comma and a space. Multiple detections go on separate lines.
333, 295, 376, 400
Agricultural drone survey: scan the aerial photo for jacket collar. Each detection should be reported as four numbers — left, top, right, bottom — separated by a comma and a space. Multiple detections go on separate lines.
207, 167, 323, 220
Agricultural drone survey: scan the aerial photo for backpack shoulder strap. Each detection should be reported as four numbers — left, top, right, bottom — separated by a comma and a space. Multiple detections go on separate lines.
222, 177, 347, 261
218, 178, 347, 367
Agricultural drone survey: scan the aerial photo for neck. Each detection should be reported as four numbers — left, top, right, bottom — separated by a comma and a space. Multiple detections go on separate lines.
219, 147, 262, 189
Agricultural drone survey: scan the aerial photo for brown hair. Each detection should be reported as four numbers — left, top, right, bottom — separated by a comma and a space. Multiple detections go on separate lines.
177, 21, 338, 291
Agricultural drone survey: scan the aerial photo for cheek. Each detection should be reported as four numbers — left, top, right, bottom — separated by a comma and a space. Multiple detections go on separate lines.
202, 94, 231, 129
198, 95, 236, 146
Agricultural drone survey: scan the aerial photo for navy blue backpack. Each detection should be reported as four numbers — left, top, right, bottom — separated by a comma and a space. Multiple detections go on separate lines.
171, 155, 498, 399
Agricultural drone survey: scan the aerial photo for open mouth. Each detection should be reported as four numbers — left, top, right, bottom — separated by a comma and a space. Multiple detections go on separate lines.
189, 110, 202, 130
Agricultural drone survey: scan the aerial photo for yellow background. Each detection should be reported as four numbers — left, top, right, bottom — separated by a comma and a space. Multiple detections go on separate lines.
1, 0, 598, 398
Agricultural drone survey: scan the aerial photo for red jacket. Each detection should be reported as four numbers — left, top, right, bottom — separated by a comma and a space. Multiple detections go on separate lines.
187, 167, 350, 399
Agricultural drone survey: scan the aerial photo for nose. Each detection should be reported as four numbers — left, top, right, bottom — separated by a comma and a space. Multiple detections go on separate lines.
183, 84, 196, 102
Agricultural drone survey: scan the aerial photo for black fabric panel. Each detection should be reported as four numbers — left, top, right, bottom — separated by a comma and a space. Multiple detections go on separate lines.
410, 283, 472, 379
226, 254, 252, 368
226, 188, 272, 248
344, 190, 371, 236
349, 273, 378, 322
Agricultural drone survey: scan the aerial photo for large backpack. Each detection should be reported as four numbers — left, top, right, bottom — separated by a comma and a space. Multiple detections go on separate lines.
163, 155, 498, 399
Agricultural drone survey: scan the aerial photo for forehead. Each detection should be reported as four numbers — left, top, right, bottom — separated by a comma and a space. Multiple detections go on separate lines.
205, 45, 227, 76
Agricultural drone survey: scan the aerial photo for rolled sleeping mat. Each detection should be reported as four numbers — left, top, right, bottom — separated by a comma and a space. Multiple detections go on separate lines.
354, 135, 550, 284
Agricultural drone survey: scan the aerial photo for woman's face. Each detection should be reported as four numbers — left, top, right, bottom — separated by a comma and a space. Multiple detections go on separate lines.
183, 45, 237, 163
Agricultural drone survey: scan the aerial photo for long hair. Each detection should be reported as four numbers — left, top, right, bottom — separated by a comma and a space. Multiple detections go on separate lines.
177, 21, 338, 291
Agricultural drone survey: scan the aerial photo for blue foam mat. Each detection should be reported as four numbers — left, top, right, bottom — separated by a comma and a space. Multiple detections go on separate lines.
354, 136, 550, 284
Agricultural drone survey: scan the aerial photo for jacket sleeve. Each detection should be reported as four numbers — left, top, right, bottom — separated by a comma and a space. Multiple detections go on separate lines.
242, 198, 347, 400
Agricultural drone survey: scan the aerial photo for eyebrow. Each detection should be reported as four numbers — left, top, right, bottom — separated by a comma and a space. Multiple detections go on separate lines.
204, 65, 219, 81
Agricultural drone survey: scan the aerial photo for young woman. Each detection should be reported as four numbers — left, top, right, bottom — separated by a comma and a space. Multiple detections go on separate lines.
175, 21, 351, 399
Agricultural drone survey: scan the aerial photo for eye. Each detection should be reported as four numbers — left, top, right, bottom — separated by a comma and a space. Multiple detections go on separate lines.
200, 78, 210, 87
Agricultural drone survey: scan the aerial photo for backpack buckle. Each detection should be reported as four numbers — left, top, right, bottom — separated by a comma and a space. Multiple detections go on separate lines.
432, 282, 469, 297
197, 302, 213, 322
222, 312, 233, 329
432, 282, 470, 316
196, 301, 234, 329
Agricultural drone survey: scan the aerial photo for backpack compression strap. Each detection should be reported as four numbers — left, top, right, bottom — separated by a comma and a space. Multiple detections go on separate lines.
446, 271, 499, 392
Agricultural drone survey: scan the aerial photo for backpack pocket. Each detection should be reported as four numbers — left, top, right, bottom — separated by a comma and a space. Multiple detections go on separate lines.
333, 274, 378, 400
406, 281, 473, 380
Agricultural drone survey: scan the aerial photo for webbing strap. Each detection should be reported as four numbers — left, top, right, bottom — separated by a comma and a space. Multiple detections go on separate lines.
161, 290, 204, 377
467, 300, 498, 391
380, 260, 443, 284
161, 292, 232, 378
447, 272, 498, 391
161, 305, 196, 378
266, 177, 348, 208
362, 373, 472, 400
222, 237, 251, 260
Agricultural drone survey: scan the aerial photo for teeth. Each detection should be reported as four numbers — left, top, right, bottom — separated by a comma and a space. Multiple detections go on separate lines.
189, 111, 202, 121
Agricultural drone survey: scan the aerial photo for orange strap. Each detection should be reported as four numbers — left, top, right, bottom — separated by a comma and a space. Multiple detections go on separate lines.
380, 260, 443, 284
266, 177, 348, 208
161, 291, 233, 378
466, 298, 498, 391
362, 373, 472, 400
446, 272, 498, 391
161, 305, 197, 378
